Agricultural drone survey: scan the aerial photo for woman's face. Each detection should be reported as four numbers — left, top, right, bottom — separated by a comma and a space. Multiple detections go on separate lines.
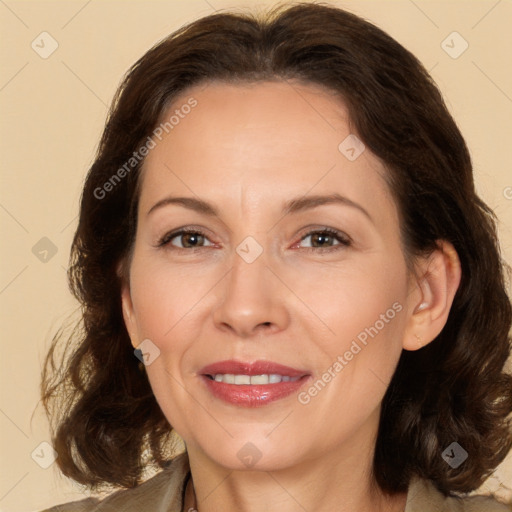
122, 80, 419, 471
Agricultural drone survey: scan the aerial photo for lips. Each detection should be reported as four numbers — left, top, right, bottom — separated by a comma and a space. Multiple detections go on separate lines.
200, 360, 308, 378
199, 360, 311, 407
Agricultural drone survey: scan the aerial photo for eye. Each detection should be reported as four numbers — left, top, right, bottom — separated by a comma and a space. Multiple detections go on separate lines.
157, 228, 214, 249
296, 228, 351, 251
156, 227, 351, 252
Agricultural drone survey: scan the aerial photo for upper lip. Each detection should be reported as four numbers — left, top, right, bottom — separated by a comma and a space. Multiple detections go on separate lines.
200, 360, 310, 378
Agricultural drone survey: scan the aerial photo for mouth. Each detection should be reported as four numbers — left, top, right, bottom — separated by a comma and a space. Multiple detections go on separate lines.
204, 373, 302, 384
199, 360, 311, 407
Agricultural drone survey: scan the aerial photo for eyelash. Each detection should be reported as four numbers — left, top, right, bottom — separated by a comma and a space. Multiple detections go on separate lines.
156, 227, 352, 253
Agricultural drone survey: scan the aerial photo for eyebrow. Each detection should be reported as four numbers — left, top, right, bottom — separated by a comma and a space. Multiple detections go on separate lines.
147, 196, 218, 217
282, 193, 373, 223
147, 193, 373, 224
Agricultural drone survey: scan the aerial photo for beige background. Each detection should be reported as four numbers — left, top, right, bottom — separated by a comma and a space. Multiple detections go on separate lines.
1, 0, 511, 510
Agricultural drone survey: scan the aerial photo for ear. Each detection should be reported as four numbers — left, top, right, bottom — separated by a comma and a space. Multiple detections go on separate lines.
119, 264, 139, 349
403, 240, 462, 351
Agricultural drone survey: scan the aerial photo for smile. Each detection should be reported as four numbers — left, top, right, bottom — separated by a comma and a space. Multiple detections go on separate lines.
199, 360, 311, 407
206, 373, 302, 384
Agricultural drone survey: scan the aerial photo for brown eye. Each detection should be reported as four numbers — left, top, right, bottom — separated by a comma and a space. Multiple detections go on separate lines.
298, 229, 351, 250
310, 232, 336, 248
177, 232, 205, 248
158, 229, 213, 249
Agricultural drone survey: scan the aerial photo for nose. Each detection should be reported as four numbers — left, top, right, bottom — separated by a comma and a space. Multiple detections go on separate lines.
212, 247, 291, 338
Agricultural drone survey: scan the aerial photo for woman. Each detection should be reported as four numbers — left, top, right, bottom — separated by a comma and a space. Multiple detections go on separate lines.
41, 2, 512, 511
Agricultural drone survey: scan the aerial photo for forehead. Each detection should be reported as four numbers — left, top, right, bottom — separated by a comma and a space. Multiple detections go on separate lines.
138, 80, 396, 225
155, 79, 351, 160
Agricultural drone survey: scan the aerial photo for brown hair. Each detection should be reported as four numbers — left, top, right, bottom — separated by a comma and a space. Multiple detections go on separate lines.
42, 1, 512, 497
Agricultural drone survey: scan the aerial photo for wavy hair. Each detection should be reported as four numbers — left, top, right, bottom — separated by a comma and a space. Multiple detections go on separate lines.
42, 1, 512, 496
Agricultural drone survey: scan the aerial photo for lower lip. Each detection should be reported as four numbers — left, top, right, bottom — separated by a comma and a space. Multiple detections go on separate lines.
201, 375, 310, 407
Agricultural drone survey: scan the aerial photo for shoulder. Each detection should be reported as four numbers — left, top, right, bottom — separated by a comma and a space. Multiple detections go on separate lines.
40, 452, 190, 512
406, 477, 511, 512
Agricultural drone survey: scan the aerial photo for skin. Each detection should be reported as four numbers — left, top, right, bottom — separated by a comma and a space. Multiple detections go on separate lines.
121, 80, 461, 512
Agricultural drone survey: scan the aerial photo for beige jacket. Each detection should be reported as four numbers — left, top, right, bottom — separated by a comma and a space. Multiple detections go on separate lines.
42, 452, 511, 512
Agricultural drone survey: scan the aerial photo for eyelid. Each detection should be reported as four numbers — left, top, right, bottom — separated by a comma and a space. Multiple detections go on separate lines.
294, 227, 352, 250
156, 226, 215, 248
156, 226, 352, 251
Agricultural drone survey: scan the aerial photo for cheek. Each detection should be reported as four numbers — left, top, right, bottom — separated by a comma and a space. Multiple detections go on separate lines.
128, 255, 205, 433
287, 253, 408, 352
127, 254, 218, 419
289, 255, 408, 417
128, 253, 216, 342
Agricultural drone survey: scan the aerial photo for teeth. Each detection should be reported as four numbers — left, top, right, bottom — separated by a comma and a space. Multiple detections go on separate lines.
211, 374, 301, 385
223, 374, 235, 384
234, 375, 251, 385
250, 374, 268, 385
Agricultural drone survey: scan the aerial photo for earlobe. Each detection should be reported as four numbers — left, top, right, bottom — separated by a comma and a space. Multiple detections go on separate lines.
403, 240, 462, 351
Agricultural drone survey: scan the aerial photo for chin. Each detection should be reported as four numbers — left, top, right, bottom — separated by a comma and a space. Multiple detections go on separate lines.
197, 434, 309, 472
